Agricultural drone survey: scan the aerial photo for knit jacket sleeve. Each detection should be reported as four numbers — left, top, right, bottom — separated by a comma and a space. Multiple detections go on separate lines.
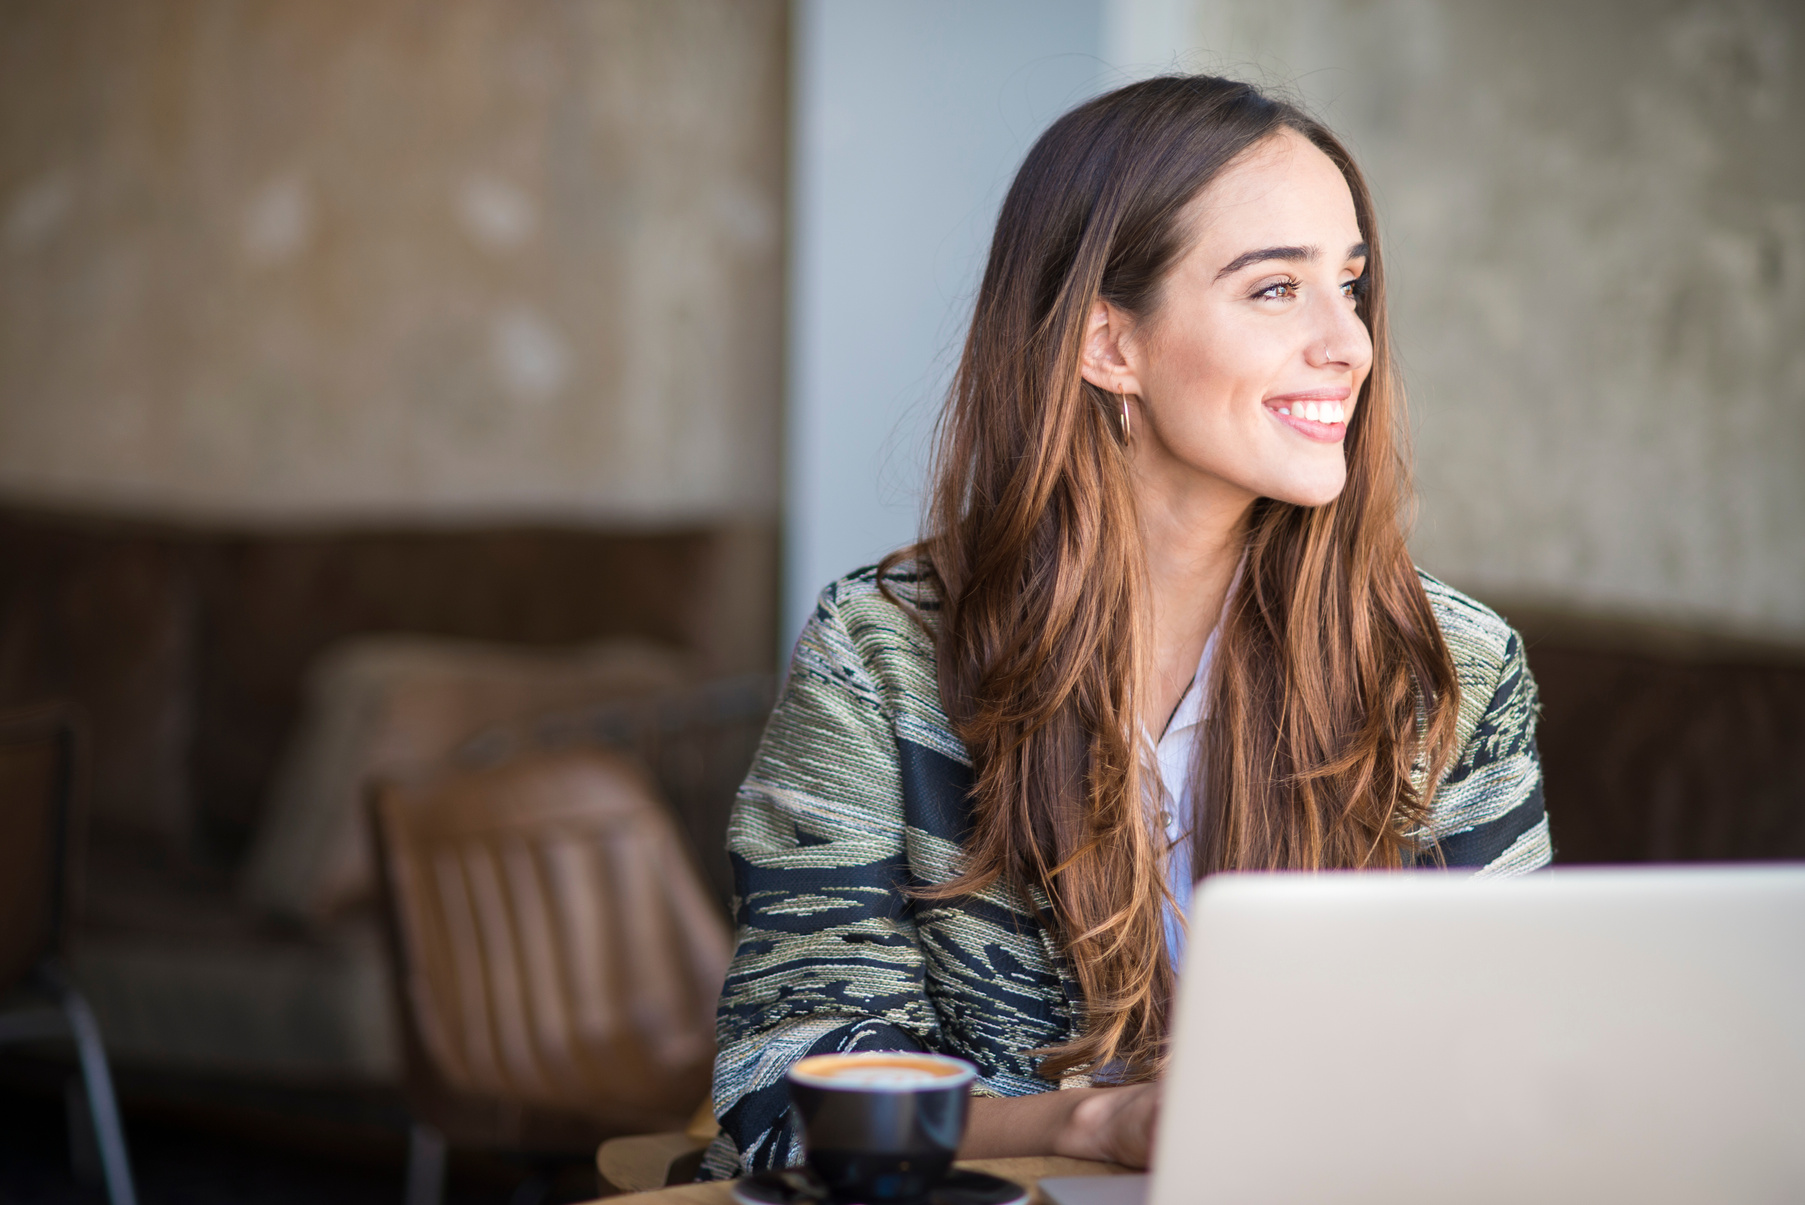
703, 580, 946, 1177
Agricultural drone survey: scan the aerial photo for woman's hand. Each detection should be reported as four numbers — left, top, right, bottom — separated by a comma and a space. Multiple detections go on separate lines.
1054, 1083, 1161, 1169
961, 1083, 1162, 1169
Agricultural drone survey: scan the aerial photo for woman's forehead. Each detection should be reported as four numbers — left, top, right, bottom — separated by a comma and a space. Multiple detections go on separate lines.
1178, 132, 1362, 267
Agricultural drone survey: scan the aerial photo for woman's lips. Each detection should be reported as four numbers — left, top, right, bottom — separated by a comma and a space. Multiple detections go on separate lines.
1264, 393, 1350, 443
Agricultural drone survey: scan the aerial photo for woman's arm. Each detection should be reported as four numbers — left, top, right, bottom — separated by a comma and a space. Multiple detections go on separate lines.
710, 583, 946, 1174
962, 1085, 1162, 1168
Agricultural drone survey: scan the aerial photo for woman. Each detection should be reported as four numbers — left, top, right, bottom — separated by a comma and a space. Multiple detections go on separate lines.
703, 74, 1548, 1178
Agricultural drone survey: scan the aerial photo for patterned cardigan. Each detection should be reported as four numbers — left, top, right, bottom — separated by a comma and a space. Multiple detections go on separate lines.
702, 562, 1549, 1178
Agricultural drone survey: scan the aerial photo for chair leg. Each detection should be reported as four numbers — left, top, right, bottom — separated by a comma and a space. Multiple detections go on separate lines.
64, 1075, 104, 1186
406, 1121, 448, 1205
55, 981, 139, 1205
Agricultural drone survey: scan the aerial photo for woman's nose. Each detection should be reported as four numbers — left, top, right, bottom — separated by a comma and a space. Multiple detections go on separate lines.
1303, 290, 1372, 370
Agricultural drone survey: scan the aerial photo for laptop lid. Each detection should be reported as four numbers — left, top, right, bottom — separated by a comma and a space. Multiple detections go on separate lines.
1149, 865, 1805, 1205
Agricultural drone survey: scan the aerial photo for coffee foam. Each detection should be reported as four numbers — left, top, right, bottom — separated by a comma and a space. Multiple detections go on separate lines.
789, 1052, 976, 1091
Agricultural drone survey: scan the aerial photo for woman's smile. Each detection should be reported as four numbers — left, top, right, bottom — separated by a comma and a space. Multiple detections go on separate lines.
1264, 387, 1351, 443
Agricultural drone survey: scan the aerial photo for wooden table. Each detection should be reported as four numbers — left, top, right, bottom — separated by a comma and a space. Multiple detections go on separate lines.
586, 1156, 1135, 1205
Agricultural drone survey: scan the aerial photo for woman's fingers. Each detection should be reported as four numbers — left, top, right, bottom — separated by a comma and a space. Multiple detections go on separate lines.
1048, 1080, 1165, 1167
1072, 1082, 1161, 1168
1106, 1083, 1160, 1168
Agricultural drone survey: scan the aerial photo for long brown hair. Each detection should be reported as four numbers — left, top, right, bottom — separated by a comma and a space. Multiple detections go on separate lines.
883, 76, 1461, 1081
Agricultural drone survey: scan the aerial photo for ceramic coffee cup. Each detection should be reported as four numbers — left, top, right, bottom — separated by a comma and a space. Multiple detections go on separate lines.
786, 1050, 978, 1202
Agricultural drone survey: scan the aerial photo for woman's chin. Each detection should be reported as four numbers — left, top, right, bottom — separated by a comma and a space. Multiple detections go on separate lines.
1216, 439, 1349, 511
1262, 472, 1348, 511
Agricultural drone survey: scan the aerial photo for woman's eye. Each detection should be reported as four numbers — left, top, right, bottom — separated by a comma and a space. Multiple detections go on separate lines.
1341, 276, 1367, 300
1256, 279, 1299, 300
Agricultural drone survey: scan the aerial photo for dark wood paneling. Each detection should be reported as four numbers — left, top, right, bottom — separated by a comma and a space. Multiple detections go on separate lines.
9, 512, 1797, 873
0, 506, 776, 863
1509, 610, 1805, 864
0, 513, 197, 839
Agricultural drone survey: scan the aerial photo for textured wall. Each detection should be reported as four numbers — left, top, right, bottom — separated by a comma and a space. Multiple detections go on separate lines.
0, 0, 784, 525
1182, 0, 1804, 641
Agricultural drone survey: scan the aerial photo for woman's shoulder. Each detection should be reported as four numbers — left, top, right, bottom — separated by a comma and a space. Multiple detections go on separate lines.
797, 558, 953, 738
1413, 570, 1548, 871
1416, 569, 1519, 673
1415, 567, 1538, 751
814, 557, 943, 635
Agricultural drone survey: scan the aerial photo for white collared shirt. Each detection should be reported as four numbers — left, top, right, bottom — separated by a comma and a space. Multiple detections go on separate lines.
1149, 623, 1221, 970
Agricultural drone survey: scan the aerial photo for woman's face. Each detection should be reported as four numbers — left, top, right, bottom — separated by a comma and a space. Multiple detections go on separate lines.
1083, 129, 1374, 512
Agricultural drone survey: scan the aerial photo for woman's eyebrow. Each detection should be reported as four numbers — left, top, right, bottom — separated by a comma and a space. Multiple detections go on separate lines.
1215, 244, 1314, 280
1214, 240, 1370, 281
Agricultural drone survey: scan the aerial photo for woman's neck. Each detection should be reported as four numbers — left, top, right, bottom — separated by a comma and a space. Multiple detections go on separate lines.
1133, 462, 1254, 735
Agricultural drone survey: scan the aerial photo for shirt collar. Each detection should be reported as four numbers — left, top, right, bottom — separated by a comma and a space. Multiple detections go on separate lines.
1161, 622, 1219, 742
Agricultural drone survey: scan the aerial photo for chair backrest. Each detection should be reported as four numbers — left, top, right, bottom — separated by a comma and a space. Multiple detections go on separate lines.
452, 673, 776, 910
0, 704, 82, 992
372, 747, 729, 1131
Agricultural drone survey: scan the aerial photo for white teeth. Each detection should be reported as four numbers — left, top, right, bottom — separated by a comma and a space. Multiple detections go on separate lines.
1276, 401, 1350, 423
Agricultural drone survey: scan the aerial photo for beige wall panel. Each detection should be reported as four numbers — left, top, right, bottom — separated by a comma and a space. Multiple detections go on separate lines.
1183, 0, 1804, 641
0, 0, 784, 525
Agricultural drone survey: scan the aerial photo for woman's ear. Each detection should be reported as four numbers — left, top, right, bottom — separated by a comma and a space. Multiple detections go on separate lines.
1077, 299, 1144, 397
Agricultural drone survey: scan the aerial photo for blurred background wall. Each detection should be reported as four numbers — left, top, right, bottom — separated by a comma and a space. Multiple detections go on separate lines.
1, 0, 783, 523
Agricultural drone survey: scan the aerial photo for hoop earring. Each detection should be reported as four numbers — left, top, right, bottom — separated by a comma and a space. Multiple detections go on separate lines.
1118, 391, 1131, 444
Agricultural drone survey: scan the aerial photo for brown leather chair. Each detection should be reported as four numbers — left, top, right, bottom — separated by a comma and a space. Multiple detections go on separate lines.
372, 744, 731, 1205
0, 704, 138, 1205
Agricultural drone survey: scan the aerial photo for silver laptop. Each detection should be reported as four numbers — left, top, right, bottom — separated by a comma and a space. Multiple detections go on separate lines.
1041, 865, 1805, 1205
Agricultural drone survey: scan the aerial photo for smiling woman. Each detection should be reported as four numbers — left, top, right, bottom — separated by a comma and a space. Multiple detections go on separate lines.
703, 76, 1549, 1181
